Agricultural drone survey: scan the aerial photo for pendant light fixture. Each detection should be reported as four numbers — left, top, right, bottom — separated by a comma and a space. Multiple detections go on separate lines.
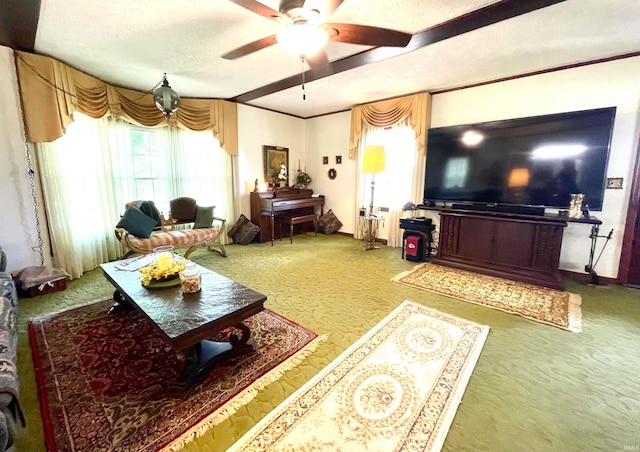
153, 73, 180, 120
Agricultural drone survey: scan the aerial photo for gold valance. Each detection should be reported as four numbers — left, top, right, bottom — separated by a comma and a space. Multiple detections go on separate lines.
14, 51, 238, 155
349, 92, 431, 159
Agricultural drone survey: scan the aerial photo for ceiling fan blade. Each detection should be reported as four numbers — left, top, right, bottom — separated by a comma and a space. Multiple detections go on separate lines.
221, 34, 278, 60
305, 49, 331, 76
325, 23, 412, 47
227, 0, 283, 22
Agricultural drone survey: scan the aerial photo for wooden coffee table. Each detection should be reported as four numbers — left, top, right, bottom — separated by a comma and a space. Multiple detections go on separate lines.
100, 260, 266, 397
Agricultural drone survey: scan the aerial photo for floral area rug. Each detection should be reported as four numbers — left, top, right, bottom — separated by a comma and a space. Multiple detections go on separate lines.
393, 262, 582, 332
228, 300, 489, 452
28, 298, 326, 452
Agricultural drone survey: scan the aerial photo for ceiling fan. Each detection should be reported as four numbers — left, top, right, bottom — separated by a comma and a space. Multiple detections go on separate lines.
222, 0, 413, 73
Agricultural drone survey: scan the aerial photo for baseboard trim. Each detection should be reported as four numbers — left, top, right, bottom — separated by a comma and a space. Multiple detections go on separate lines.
334, 231, 387, 245
560, 269, 619, 286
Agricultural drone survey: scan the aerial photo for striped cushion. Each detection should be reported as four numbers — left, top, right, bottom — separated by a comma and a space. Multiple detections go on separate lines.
126, 228, 220, 252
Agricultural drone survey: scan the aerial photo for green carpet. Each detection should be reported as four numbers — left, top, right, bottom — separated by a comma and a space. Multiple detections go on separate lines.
16, 234, 640, 451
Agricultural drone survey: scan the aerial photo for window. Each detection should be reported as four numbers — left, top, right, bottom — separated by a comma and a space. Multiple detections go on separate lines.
360, 121, 418, 211
109, 119, 232, 217
129, 129, 170, 200
111, 125, 172, 213
36, 112, 234, 278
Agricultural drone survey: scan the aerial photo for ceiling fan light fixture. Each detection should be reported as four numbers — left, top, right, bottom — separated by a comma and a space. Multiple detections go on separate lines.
153, 73, 180, 120
276, 23, 328, 58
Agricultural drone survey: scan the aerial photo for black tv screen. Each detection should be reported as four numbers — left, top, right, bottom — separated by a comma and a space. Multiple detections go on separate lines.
423, 107, 616, 211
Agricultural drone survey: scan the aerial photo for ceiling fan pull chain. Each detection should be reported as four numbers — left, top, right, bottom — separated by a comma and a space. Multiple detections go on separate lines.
301, 57, 306, 100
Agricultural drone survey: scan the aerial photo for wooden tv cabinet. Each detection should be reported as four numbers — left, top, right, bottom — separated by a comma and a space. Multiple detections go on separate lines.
433, 210, 570, 290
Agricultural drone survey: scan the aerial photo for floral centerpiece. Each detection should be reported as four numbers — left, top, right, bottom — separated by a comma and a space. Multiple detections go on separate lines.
295, 169, 311, 188
139, 247, 185, 286
139, 260, 184, 286
277, 160, 287, 185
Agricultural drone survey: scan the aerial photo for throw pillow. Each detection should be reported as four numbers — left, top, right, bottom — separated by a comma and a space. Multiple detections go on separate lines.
193, 205, 215, 229
227, 214, 259, 244
317, 209, 343, 235
115, 206, 157, 238
227, 214, 249, 239
233, 221, 260, 245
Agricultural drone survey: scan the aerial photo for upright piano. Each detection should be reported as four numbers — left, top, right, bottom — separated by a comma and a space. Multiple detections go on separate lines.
250, 188, 325, 243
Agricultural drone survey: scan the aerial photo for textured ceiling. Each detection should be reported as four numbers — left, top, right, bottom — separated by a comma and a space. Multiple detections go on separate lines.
28, 0, 640, 118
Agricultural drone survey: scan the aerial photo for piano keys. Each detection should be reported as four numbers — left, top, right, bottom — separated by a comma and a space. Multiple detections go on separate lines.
250, 189, 325, 244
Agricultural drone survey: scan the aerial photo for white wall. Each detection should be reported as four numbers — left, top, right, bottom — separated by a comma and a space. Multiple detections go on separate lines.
430, 57, 640, 278
304, 112, 356, 233
0, 46, 52, 273
236, 107, 358, 236
236, 104, 306, 218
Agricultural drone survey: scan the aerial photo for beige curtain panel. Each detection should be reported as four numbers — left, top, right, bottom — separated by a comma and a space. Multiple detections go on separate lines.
14, 51, 238, 155
349, 92, 432, 159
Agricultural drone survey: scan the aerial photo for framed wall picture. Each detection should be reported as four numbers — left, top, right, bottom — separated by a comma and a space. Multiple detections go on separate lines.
263, 145, 289, 183
335, 155, 342, 164
322, 156, 329, 165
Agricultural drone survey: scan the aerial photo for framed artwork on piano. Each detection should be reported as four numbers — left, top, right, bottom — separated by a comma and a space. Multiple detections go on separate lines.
263, 145, 289, 185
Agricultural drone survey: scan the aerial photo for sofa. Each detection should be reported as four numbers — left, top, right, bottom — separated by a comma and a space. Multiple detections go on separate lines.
115, 197, 227, 259
0, 251, 24, 450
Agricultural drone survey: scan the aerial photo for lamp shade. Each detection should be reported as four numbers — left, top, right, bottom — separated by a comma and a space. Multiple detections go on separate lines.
277, 24, 328, 58
362, 145, 386, 174
153, 74, 180, 119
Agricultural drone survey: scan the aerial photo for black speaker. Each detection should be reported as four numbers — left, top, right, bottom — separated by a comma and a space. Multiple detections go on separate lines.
451, 203, 545, 216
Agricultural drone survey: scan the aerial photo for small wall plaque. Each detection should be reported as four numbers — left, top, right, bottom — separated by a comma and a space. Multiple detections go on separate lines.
335, 155, 342, 164
606, 177, 623, 189
322, 156, 329, 165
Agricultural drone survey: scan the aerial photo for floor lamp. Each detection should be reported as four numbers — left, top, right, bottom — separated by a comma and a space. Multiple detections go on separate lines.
361, 145, 386, 250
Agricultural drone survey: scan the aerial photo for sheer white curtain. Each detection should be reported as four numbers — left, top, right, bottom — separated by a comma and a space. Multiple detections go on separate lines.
37, 114, 124, 278
37, 113, 234, 278
108, 120, 233, 223
168, 127, 234, 230
354, 118, 423, 246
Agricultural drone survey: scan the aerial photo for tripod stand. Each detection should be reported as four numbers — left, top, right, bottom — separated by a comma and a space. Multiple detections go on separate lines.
585, 224, 613, 286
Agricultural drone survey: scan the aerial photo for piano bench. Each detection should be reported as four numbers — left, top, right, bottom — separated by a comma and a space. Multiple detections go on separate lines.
280, 214, 318, 244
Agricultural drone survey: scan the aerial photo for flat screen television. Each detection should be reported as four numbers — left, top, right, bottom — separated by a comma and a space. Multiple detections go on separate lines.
423, 107, 616, 212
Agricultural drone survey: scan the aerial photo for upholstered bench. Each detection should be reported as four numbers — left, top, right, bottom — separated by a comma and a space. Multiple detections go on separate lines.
115, 197, 227, 258
279, 214, 318, 244
115, 227, 226, 258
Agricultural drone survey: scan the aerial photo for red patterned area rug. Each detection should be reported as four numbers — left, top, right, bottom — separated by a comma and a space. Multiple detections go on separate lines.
28, 298, 326, 452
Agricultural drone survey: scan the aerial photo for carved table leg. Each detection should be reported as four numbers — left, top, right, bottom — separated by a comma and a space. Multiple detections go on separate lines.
168, 321, 256, 397
108, 290, 133, 315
